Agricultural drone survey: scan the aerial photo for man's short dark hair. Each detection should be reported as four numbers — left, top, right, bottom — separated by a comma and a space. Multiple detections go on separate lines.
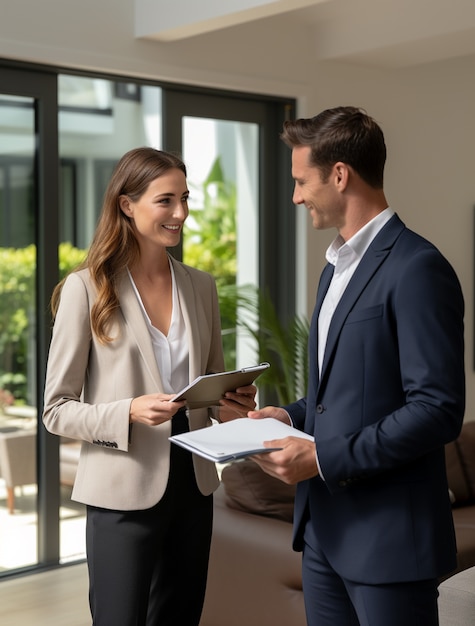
281, 106, 386, 189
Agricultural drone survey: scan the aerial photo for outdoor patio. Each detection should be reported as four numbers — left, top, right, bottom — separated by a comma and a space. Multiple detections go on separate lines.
0, 409, 86, 573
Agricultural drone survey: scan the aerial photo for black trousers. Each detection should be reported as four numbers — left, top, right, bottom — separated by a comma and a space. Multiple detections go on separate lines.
86, 411, 213, 626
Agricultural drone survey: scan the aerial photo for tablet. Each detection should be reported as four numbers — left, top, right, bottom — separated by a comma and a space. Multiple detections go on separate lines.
170, 362, 270, 409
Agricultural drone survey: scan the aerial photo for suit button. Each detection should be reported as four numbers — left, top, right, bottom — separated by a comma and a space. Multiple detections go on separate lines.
316, 404, 324, 414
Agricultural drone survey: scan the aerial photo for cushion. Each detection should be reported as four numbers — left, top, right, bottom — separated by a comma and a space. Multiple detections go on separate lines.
455, 421, 475, 499
221, 459, 295, 523
446, 421, 475, 506
445, 440, 470, 504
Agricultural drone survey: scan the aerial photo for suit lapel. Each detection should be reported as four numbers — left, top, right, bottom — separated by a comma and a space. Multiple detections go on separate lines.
309, 263, 334, 388
169, 257, 203, 383
315, 263, 335, 315
118, 271, 164, 391
318, 214, 405, 387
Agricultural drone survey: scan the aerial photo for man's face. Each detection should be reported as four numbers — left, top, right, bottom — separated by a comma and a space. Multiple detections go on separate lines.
291, 146, 344, 231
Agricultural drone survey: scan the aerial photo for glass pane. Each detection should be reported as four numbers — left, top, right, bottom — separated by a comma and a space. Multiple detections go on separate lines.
0, 94, 38, 570
57, 74, 163, 563
182, 117, 259, 370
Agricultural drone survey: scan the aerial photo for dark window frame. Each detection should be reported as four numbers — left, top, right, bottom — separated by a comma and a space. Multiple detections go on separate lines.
0, 57, 296, 577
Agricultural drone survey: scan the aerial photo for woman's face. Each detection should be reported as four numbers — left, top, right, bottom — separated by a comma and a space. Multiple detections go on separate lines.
120, 168, 189, 251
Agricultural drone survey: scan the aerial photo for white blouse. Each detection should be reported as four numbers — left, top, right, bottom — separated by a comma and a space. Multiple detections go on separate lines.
127, 262, 189, 394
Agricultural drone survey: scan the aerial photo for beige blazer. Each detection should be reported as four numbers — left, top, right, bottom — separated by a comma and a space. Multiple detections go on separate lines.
42, 256, 224, 510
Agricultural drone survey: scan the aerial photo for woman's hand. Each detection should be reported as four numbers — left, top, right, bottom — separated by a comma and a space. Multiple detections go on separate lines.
218, 384, 257, 422
129, 394, 186, 426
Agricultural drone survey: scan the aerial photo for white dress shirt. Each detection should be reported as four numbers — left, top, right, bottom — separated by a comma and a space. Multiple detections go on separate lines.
128, 262, 189, 395
318, 208, 394, 376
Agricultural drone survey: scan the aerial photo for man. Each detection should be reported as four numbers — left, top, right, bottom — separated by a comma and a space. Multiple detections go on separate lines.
248, 106, 465, 625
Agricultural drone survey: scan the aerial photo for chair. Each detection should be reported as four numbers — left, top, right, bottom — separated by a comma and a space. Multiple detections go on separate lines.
0, 427, 36, 514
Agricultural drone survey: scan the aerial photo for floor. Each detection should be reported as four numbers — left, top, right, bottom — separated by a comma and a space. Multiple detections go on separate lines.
0, 409, 87, 572
0, 482, 86, 571
0, 411, 89, 625
0, 411, 224, 624
0, 562, 91, 625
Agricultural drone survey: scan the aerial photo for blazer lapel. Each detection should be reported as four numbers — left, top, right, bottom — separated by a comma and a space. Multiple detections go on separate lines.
309, 263, 334, 385
169, 257, 203, 383
118, 271, 164, 391
118, 258, 205, 394
305, 262, 335, 431
319, 214, 405, 387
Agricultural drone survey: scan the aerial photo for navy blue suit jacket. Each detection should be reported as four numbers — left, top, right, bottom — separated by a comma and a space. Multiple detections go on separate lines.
285, 214, 465, 584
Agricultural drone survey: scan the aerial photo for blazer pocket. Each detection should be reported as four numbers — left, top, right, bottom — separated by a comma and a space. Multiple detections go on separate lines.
346, 304, 383, 324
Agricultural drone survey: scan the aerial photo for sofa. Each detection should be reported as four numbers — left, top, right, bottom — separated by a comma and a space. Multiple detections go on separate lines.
443, 420, 475, 574
200, 463, 304, 626
438, 565, 475, 625
200, 420, 475, 626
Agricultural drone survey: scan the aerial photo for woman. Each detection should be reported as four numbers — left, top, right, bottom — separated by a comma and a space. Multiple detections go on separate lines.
43, 147, 257, 625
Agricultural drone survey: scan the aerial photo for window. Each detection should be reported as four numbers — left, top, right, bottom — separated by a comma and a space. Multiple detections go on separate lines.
0, 62, 295, 577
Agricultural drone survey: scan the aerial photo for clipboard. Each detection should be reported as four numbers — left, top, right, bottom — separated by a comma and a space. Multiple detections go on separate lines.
169, 417, 314, 462
170, 362, 270, 409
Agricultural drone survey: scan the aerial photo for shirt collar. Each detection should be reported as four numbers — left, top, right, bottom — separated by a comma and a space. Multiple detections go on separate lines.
326, 207, 394, 266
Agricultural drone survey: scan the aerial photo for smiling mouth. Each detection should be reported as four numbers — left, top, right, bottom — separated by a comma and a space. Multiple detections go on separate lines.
163, 225, 181, 231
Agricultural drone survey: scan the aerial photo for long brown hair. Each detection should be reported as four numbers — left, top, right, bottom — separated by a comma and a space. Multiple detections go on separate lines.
51, 147, 186, 343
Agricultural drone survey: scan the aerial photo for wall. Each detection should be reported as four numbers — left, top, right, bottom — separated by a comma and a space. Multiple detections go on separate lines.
300, 57, 475, 420
1, 0, 474, 420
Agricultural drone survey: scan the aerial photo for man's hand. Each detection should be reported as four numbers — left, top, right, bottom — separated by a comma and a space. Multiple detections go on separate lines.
218, 384, 257, 421
247, 406, 318, 484
247, 405, 292, 425
252, 436, 319, 484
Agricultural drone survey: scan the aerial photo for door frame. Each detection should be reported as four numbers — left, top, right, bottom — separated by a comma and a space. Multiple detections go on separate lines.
0, 64, 60, 570
162, 87, 297, 324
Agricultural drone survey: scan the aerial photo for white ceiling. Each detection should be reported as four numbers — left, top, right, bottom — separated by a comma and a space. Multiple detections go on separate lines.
136, 0, 475, 68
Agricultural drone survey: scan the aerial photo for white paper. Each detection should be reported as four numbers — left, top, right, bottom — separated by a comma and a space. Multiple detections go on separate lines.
169, 417, 314, 462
